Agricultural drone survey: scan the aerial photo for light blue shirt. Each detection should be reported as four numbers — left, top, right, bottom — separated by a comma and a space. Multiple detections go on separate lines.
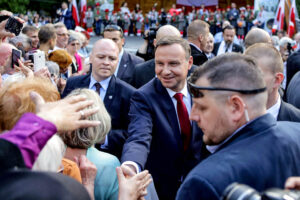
89, 74, 112, 101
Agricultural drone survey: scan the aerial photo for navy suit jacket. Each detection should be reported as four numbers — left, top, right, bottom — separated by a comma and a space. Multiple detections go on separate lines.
213, 42, 243, 56
62, 74, 136, 159
117, 50, 144, 86
176, 114, 300, 200
121, 78, 204, 200
277, 100, 300, 122
286, 71, 300, 109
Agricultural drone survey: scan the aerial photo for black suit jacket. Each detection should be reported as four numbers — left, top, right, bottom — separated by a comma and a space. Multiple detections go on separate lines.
117, 50, 144, 86
213, 42, 243, 56
277, 101, 300, 122
286, 71, 300, 109
189, 44, 208, 66
121, 78, 204, 200
62, 75, 136, 159
132, 58, 198, 89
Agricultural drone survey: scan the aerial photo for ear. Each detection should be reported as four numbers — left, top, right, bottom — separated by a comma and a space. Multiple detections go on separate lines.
121, 37, 125, 46
198, 34, 203, 42
274, 72, 284, 88
153, 38, 157, 47
187, 56, 193, 70
227, 95, 246, 123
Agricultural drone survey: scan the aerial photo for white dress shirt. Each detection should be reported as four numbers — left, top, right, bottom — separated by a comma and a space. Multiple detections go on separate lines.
217, 41, 233, 56
267, 96, 281, 120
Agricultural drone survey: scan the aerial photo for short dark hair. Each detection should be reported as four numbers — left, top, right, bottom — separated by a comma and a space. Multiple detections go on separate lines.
103, 25, 124, 38
223, 25, 235, 33
22, 25, 39, 35
38, 24, 56, 44
190, 53, 265, 91
155, 36, 191, 60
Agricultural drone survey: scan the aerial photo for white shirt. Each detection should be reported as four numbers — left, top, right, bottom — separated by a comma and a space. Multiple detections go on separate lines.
217, 41, 233, 56
267, 96, 281, 120
114, 48, 124, 77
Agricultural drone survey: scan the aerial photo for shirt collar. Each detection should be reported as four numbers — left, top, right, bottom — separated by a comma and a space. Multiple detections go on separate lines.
166, 81, 189, 99
189, 43, 202, 53
119, 48, 124, 61
267, 96, 281, 119
89, 74, 112, 91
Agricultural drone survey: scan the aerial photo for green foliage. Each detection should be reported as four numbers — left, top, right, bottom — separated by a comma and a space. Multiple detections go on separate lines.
0, 0, 29, 14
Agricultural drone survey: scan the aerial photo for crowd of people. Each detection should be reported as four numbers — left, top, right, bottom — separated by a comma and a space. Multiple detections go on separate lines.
2, 1, 300, 200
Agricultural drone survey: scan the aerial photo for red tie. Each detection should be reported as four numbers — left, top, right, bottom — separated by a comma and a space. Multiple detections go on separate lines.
174, 93, 191, 151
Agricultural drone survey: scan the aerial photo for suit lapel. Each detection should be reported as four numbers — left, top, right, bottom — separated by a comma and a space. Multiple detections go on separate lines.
154, 78, 182, 148
117, 51, 128, 79
103, 75, 116, 110
81, 74, 91, 88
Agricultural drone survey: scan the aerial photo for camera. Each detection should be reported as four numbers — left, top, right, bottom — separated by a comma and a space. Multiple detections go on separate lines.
222, 182, 300, 200
143, 28, 157, 61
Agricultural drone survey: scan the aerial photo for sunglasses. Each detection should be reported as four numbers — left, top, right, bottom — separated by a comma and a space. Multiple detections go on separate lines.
104, 24, 122, 31
188, 82, 267, 98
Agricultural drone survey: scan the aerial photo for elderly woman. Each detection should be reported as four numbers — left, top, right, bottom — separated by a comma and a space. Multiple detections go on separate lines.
66, 34, 83, 76
62, 88, 120, 200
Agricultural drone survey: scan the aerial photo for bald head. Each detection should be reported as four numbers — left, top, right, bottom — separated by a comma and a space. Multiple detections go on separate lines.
155, 25, 181, 43
91, 38, 119, 56
245, 28, 271, 49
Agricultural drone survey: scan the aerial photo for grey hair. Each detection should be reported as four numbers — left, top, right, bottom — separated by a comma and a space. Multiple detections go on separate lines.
61, 89, 111, 149
8, 34, 31, 48
45, 61, 59, 77
32, 135, 66, 172
278, 37, 293, 47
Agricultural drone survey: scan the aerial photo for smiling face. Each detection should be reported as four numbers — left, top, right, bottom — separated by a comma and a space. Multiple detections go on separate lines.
56, 27, 69, 48
90, 39, 119, 82
155, 43, 192, 92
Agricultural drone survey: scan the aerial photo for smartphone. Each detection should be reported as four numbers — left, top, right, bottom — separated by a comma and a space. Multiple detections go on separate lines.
5, 17, 23, 36
11, 49, 21, 68
33, 51, 46, 72
0, 15, 9, 23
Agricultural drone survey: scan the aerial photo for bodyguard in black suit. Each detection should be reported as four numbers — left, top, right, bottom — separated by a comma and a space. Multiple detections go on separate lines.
176, 53, 300, 200
62, 39, 135, 159
286, 71, 300, 109
103, 25, 144, 86
121, 37, 204, 200
245, 43, 300, 122
213, 25, 243, 56
187, 20, 210, 66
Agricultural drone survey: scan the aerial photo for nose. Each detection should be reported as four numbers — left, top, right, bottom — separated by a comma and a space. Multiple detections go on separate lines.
161, 65, 171, 76
103, 57, 110, 65
190, 105, 200, 123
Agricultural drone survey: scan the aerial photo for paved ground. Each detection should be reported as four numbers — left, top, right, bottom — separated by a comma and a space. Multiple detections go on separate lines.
87, 35, 145, 54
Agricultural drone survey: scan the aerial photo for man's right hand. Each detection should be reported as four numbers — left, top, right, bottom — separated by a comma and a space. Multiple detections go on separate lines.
121, 163, 137, 178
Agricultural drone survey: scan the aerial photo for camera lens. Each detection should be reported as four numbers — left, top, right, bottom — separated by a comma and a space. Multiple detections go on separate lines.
222, 183, 261, 200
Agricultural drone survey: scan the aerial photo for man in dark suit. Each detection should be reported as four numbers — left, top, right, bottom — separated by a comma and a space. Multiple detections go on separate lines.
213, 25, 243, 56
286, 71, 300, 109
62, 39, 136, 159
103, 25, 144, 86
187, 20, 209, 66
176, 53, 300, 200
121, 36, 204, 200
245, 43, 300, 122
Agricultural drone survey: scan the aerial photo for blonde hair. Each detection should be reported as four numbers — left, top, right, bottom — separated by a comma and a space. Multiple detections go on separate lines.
61, 89, 111, 149
0, 77, 60, 131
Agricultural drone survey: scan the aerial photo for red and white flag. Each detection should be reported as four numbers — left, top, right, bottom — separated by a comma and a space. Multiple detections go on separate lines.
80, 0, 87, 27
72, 0, 80, 26
288, 0, 298, 37
273, 0, 285, 32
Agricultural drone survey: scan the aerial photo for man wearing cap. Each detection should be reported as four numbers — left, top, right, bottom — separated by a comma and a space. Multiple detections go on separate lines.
103, 24, 144, 85
176, 53, 300, 200
62, 39, 135, 159
93, 2, 102, 36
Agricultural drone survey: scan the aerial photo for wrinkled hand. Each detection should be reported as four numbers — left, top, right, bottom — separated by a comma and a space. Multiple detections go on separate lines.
14, 59, 34, 78
117, 167, 152, 200
30, 91, 100, 132
285, 177, 300, 190
74, 155, 97, 200
34, 68, 51, 79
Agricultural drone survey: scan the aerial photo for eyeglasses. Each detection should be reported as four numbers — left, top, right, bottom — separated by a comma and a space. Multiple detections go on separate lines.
188, 82, 267, 98
104, 25, 122, 31
71, 43, 80, 46
57, 33, 70, 37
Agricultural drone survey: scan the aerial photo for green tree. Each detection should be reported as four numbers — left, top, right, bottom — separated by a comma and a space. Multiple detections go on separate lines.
0, 0, 29, 14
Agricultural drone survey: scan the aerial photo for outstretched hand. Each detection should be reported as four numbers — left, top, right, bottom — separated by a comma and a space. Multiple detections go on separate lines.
285, 177, 300, 190
30, 91, 100, 132
116, 167, 152, 200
